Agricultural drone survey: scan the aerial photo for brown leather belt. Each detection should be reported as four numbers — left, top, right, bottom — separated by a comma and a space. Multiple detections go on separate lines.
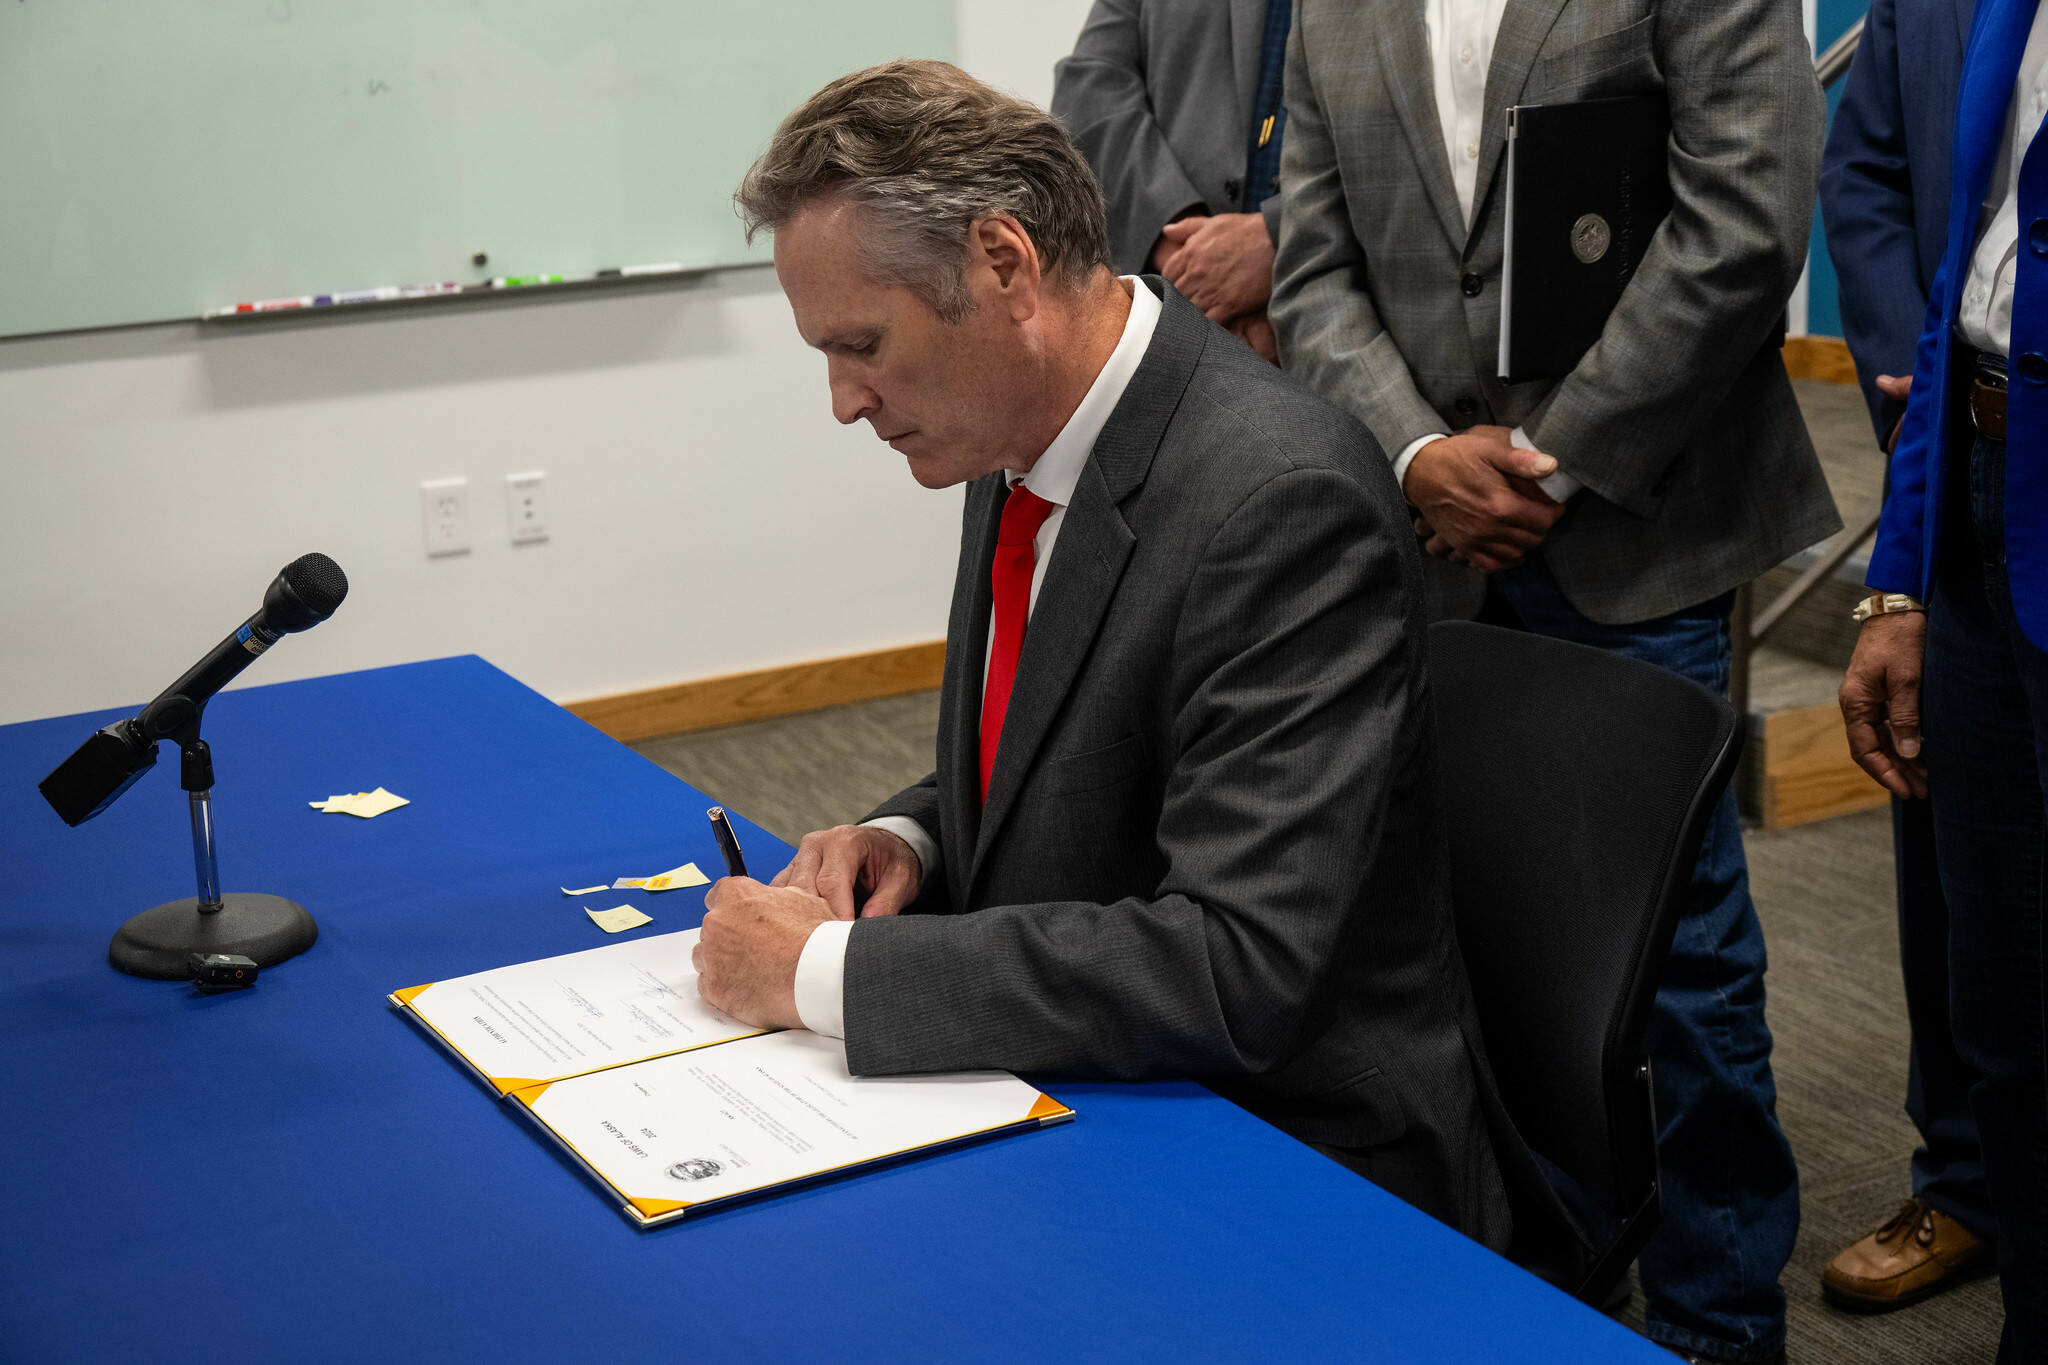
1968, 351, 2008, 442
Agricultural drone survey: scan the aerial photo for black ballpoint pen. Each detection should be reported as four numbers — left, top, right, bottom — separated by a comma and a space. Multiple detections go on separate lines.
707, 806, 747, 879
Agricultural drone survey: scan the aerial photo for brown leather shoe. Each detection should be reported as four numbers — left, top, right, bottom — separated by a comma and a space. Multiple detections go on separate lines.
1821, 1197, 1994, 1312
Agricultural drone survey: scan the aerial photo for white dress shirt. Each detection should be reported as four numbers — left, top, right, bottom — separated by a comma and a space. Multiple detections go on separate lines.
1956, 1, 2048, 357
791, 277, 1164, 1038
1391, 0, 1585, 503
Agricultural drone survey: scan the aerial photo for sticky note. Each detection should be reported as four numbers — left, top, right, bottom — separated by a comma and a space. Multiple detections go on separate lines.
612, 877, 649, 890
341, 787, 409, 818
586, 905, 653, 934
560, 884, 610, 897
308, 788, 409, 818
642, 863, 710, 891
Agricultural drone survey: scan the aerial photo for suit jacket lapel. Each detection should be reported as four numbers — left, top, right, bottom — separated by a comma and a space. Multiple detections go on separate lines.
1470, 0, 1572, 249
1378, 0, 1472, 249
965, 282, 1206, 895
969, 469, 1137, 883
1231, 0, 1266, 142
942, 476, 1003, 912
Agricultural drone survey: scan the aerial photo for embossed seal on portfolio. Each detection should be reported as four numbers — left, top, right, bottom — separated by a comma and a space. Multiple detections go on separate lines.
1570, 213, 1611, 264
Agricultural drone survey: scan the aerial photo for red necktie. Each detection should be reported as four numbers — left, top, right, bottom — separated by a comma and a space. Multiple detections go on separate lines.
980, 483, 1058, 804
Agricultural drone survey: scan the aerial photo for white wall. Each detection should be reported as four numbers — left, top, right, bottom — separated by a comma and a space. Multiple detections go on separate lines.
0, 0, 1094, 728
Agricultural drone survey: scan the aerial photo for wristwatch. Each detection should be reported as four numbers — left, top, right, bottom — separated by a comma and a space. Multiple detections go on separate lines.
1851, 591, 1925, 624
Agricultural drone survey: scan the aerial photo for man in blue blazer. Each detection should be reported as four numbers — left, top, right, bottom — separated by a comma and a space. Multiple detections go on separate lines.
1839, 0, 2048, 1353
1818, 0, 1997, 1312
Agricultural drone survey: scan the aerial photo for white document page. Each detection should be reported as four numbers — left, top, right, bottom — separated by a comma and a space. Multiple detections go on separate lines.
519, 1030, 1065, 1222
396, 929, 763, 1092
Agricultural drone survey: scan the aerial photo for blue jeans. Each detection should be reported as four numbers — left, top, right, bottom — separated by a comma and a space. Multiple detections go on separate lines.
1924, 433, 2048, 1364
1481, 560, 1799, 1363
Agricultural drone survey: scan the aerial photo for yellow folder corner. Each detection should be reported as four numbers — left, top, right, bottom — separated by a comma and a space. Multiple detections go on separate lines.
1027, 1093, 1072, 1122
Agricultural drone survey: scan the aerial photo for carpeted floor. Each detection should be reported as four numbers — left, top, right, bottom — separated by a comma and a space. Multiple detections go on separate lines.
634, 693, 2006, 1364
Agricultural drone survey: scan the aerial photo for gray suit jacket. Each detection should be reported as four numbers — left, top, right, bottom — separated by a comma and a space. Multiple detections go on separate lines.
849, 282, 1515, 1249
1271, 0, 1842, 625
1052, 0, 1284, 274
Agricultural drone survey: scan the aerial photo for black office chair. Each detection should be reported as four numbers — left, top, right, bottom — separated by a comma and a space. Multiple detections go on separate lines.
1427, 620, 1742, 1305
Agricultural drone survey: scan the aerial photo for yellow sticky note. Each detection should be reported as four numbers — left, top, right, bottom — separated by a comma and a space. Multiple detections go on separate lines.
560, 884, 610, 896
612, 877, 649, 890
339, 787, 409, 819
586, 905, 653, 934
310, 788, 407, 817
642, 863, 710, 892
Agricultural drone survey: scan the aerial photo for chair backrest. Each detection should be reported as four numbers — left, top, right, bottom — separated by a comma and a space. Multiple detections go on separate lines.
1428, 620, 1740, 1220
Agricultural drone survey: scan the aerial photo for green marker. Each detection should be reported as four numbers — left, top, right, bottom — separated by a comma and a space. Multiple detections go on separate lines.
492, 274, 565, 288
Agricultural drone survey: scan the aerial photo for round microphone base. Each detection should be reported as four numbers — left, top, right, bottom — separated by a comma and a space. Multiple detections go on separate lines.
108, 893, 319, 980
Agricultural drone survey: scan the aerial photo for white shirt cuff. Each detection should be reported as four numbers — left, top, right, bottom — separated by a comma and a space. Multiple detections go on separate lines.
1392, 434, 1446, 495
862, 816, 939, 886
793, 917, 853, 1038
1513, 425, 1583, 502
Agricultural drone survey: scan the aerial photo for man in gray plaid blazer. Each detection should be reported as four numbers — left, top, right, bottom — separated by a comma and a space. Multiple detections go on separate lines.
1271, 2, 1836, 1361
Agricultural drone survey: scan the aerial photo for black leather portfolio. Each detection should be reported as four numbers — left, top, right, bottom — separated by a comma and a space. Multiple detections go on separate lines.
1497, 94, 1672, 383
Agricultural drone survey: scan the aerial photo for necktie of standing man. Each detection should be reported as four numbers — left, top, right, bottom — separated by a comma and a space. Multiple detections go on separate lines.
980, 482, 1058, 803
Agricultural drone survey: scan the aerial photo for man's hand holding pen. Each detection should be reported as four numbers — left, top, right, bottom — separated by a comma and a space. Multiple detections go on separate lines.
694, 878, 829, 1029
694, 817, 921, 1029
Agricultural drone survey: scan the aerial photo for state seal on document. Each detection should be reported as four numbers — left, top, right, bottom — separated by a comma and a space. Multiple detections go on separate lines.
1570, 213, 1612, 264
666, 1157, 724, 1182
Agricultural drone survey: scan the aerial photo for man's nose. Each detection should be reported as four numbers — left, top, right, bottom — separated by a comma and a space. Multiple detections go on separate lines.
828, 369, 878, 426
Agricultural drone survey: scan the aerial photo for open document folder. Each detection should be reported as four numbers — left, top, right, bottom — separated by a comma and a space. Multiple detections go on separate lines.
391, 930, 1073, 1226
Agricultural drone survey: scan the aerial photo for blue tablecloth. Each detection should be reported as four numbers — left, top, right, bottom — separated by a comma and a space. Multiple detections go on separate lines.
0, 656, 1657, 1362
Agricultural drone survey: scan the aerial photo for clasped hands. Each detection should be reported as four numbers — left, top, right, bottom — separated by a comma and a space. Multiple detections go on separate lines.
1406, 425, 1566, 573
1152, 213, 1278, 362
692, 824, 921, 1030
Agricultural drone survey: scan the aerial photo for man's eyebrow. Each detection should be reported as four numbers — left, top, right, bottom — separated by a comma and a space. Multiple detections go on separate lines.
810, 326, 881, 352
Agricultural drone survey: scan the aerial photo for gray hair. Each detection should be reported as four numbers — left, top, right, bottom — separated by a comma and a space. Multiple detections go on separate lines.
735, 60, 1112, 321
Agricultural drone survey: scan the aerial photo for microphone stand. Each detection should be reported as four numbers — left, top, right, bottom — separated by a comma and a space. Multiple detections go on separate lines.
106, 714, 318, 980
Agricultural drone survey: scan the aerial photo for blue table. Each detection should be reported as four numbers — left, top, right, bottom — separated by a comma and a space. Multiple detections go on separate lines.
0, 656, 1658, 1363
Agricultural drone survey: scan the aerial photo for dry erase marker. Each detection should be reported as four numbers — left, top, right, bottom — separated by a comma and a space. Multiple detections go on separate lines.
313, 286, 401, 306
596, 262, 686, 278
398, 281, 464, 298
708, 806, 747, 880
491, 273, 565, 288
240, 295, 314, 313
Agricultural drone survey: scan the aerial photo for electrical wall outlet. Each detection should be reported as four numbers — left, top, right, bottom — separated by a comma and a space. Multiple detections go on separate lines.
505, 470, 548, 545
420, 477, 470, 557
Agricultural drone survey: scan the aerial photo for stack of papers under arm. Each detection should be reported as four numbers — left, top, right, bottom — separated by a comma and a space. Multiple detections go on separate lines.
391, 930, 1072, 1225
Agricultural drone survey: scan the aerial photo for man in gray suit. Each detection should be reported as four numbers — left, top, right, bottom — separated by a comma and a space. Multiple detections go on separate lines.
1270, 2, 1836, 1361
693, 58, 1521, 1250
1052, 0, 1292, 360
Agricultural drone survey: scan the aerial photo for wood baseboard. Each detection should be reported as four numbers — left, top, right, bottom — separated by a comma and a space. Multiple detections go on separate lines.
566, 640, 946, 742
1782, 334, 1857, 385
1742, 702, 1889, 830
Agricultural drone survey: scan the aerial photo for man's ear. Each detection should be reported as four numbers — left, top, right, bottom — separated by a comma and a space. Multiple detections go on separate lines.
969, 215, 1042, 322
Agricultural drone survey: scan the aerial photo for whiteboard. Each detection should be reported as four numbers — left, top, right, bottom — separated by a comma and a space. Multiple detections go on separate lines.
0, 1, 955, 337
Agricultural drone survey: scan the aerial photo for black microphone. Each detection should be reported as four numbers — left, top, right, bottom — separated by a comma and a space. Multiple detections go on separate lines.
39, 554, 349, 826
